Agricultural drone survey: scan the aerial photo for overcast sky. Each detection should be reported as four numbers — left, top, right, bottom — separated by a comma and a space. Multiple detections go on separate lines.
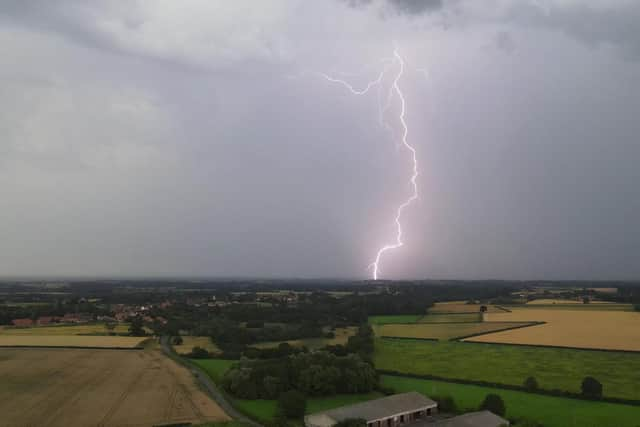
1, 0, 639, 280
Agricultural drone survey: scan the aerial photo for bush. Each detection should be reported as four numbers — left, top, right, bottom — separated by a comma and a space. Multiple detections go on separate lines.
334, 419, 367, 427
377, 385, 396, 396
171, 335, 183, 345
433, 395, 457, 413
581, 376, 603, 399
479, 393, 506, 416
278, 390, 306, 418
188, 346, 211, 359
523, 376, 538, 391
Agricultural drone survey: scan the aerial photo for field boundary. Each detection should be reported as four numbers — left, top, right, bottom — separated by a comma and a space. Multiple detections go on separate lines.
458, 337, 640, 354
379, 336, 439, 342
377, 370, 640, 407
452, 321, 544, 340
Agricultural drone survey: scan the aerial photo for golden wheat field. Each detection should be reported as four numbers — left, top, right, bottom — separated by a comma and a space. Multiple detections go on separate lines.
465, 309, 640, 351
428, 302, 505, 314
375, 322, 534, 340
0, 347, 229, 427
0, 323, 130, 335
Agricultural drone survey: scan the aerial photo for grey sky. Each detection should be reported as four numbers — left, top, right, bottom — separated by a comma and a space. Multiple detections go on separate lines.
1, 1, 639, 280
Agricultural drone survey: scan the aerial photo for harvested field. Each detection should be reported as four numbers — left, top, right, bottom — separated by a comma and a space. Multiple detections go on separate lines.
526, 299, 617, 305
253, 326, 356, 349
0, 323, 129, 335
174, 336, 221, 355
375, 322, 534, 340
417, 313, 481, 323
505, 303, 633, 311
0, 335, 145, 348
467, 309, 640, 351
428, 302, 504, 314
0, 347, 229, 427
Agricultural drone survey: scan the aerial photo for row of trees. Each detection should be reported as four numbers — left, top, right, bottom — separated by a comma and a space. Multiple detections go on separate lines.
222, 351, 377, 399
523, 375, 603, 399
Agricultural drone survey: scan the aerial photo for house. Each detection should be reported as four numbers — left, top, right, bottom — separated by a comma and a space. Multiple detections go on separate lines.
305, 393, 509, 427
11, 318, 34, 327
305, 392, 438, 427
37, 316, 56, 325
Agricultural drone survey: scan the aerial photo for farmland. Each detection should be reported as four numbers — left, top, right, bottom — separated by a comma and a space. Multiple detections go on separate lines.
0, 323, 130, 335
0, 347, 229, 427
469, 308, 640, 351
381, 375, 640, 427
428, 302, 505, 314
374, 338, 640, 400
174, 336, 221, 355
0, 335, 145, 348
417, 313, 481, 323
252, 326, 357, 349
368, 315, 423, 325
375, 322, 535, 340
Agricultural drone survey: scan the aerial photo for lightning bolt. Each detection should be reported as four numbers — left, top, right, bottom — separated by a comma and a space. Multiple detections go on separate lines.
319, 49, 419, 280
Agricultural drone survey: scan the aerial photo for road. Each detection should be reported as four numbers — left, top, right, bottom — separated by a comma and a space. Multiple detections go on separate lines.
159, 336, 262, 427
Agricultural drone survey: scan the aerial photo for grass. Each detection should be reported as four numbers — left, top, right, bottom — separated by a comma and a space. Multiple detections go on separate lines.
375, 322, 534, 340
374, 338, 640, 400
368, 315, 422, 325
381, 375, 640, 427
191, 358, 237, 383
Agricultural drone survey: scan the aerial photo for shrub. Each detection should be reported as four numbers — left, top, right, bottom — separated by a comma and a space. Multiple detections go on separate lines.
581, 376, 603, 399
479, 393, 506, 416
523, 376, 538, 391
433, 395, 457, 413
188, 346, 211, 359
171, 335, 183, 345
278, 390, 306, 418
334, 419, 366, 427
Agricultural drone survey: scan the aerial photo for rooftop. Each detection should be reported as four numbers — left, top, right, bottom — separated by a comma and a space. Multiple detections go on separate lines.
307, 392, 437, 424
428, 411, 508, 427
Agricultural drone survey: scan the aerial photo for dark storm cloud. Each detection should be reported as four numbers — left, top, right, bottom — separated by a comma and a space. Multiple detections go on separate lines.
1, 1, 639, 280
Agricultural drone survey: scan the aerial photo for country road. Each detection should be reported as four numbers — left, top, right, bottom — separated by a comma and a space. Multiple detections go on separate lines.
160, 337, 262, 427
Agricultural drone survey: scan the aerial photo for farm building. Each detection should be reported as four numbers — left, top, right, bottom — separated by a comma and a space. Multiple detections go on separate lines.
11, 318, 34, 327
305, 393, 508, 427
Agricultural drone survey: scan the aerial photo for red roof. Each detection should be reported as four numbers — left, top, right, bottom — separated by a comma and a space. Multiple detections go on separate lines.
12, 318, 34, 327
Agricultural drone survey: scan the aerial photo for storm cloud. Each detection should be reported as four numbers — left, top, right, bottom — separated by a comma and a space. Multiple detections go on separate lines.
0, 1, 638, 280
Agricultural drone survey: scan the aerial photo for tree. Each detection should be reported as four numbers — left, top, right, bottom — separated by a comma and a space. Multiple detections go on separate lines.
523, 376, 538, 391
433, 395, 457, 413
128, 316, 145, 337
479, 393, 505, 416
479, 305, 488, 313
171, 335, 183, 345
581, 376, 603, 398
278, 390, 306, 418
104, 322, 117, 335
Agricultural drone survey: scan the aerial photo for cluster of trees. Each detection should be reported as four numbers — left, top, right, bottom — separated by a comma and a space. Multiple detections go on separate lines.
0, 299, 110, 325
522, 375, 603, 399
222, 351, 377, 399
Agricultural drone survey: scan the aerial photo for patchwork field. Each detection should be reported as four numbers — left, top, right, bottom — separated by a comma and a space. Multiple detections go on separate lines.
468, 309, 640, 351
252, 326, 357, 349
526, 299, 617, 305
174, 336, 221, 355
381, 375, 640, 427
374, 338, 640, 400
0, 323, 130, 335
375, 322, 534, 340
0, 335, 145, 348
0, 348, 229, 427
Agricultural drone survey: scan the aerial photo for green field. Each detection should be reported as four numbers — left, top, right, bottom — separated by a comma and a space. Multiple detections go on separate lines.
192, 358, 380, 423
375, 338, 640, 400
417, 313, 481, 323
375, 322, 533, 340
191, 358, 236, 382
381, 375, 640, 427
368, 315, 422, 325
